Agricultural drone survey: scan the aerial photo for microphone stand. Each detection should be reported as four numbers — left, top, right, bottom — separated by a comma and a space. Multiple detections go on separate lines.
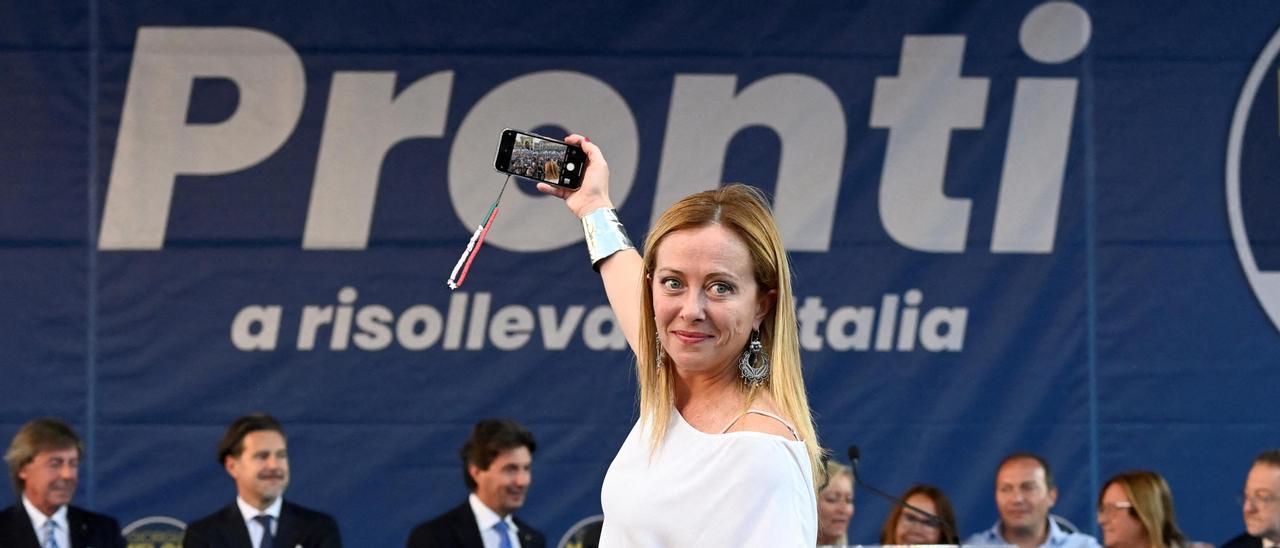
847, 445, 959, 545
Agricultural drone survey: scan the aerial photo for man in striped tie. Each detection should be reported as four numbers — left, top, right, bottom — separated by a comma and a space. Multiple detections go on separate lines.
0, 418, 125, 548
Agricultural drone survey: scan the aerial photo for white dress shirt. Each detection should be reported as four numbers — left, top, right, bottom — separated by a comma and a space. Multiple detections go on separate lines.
22, 496, 69, 548
236, 496, 283, 548
469, 493, 521, 548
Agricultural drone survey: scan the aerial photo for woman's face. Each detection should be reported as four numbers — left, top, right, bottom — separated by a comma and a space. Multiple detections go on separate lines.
1097, 482, 1149, 548
652, 224, 773, 375
817, 474, 854, 543
894, 493, 943, 544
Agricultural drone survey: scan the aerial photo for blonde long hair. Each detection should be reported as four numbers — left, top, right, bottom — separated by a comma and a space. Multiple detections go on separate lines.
634, 184, 822, 482
1100, 470, 1187, 548
819, 459, 854, 546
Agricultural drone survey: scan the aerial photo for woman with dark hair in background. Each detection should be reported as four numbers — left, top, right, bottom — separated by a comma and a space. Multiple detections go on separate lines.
878, 484, 959, 545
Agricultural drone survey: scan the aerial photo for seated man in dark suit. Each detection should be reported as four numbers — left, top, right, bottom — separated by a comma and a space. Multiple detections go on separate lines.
183, 413, 342, 548
1223, 449, 1280, 548
0, 418, 125, 548
407, 419, 545, 548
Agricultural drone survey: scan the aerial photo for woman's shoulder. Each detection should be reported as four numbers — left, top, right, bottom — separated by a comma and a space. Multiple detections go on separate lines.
722, 394, 802, 441
716, 424, 813, 491
724, 411, 801, 440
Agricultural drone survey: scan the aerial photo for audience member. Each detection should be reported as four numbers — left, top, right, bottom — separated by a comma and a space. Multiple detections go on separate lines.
1223, 450, 1280, 548
0, 418, 125, 548
1097, 470, 1188, 548
879, 484, 959, 545
817, 458, 855, 546
183, 413, 342, 548
407, 419, 545, 548
966, 452, 1099, 548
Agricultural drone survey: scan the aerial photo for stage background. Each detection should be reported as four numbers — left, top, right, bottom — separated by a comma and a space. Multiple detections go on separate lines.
2, 1, 1280, 545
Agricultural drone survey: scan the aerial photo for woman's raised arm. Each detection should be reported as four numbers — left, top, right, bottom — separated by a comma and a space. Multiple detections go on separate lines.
536, 134, 643, 354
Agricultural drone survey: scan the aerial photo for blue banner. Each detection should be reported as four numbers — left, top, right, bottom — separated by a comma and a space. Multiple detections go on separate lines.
1, 1, 1279, 545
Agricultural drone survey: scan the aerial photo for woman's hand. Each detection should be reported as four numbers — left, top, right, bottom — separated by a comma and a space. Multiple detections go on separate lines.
536, 134, 613, 218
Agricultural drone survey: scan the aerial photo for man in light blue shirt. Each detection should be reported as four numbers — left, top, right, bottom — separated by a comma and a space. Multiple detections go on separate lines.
965, 452, 1099, 548
405, 419, 545, 548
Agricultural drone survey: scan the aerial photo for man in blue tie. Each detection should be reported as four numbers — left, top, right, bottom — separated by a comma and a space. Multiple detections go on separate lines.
0, 418, 125, 548
406, 419, 546, 548
183, 413, 342, 548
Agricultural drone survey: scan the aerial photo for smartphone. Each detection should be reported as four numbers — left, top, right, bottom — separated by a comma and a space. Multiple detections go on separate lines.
493, 128, 587, 190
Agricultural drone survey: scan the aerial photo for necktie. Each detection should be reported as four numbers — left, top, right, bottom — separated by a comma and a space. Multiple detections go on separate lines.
493, 520, 514, 548
253, 515, 275, 548
42, 520, 59, 548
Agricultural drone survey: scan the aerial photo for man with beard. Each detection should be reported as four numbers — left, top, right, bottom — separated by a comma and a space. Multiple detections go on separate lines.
184, 414, 342, 548
0, 418, 125, 548
407, 419, 545, 548
1223, 449, 1280, 548
966, 452, 1099, 548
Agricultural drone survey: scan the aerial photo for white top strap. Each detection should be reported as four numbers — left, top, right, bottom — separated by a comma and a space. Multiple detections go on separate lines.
720, 409, 801, 440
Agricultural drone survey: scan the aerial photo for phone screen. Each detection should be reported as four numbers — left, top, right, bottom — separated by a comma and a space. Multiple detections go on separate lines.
494, 129, 585, 189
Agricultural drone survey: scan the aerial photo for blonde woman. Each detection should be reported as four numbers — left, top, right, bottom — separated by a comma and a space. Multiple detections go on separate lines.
543, 159, 560, 183
818, 459, 855, 546
1097, 471, 1188, 548
539, 135, 822, 545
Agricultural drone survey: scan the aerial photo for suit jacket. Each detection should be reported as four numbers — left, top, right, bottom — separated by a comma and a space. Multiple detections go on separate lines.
406, 501, 545, 548
0, 504, 125, 548
1222, 532, 1264, 548
183, 500, 342, 548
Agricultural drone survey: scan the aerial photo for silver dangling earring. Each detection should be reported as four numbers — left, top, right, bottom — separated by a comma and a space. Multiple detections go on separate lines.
738, 329, 769, 386
655, 332, 665, 369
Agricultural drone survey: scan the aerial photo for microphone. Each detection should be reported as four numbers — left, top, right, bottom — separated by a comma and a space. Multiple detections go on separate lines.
847, 445, 958, 544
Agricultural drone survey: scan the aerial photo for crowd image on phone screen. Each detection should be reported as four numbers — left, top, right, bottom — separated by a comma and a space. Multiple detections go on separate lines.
511, 134, 567, 184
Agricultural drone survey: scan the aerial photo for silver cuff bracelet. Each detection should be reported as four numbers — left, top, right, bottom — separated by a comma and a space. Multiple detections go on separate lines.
582, 207, 634, 271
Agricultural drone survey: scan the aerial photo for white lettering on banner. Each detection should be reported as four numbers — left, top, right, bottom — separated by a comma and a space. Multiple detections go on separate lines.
990, 77, 1077, 252
870, 3, 1088, 253
353, 304, 395, 350
296, 304, 333, 351
397, 305, 444, 350
100, 27, 305, 250
230, 288, 965, 352
102, 3, 1090, 254
303, 71, 454, 249
229, 305, 282, 350
539, 305, 586, 350
871, 36, 988, 253
797, 292, 967, 352
654, 75, 846, 251
992, 1, 1090, 252
582, 306, 628, 351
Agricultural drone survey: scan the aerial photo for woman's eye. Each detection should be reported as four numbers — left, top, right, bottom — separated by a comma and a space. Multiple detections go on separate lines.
662, 278, 682, 290
710, 282, 733, 294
